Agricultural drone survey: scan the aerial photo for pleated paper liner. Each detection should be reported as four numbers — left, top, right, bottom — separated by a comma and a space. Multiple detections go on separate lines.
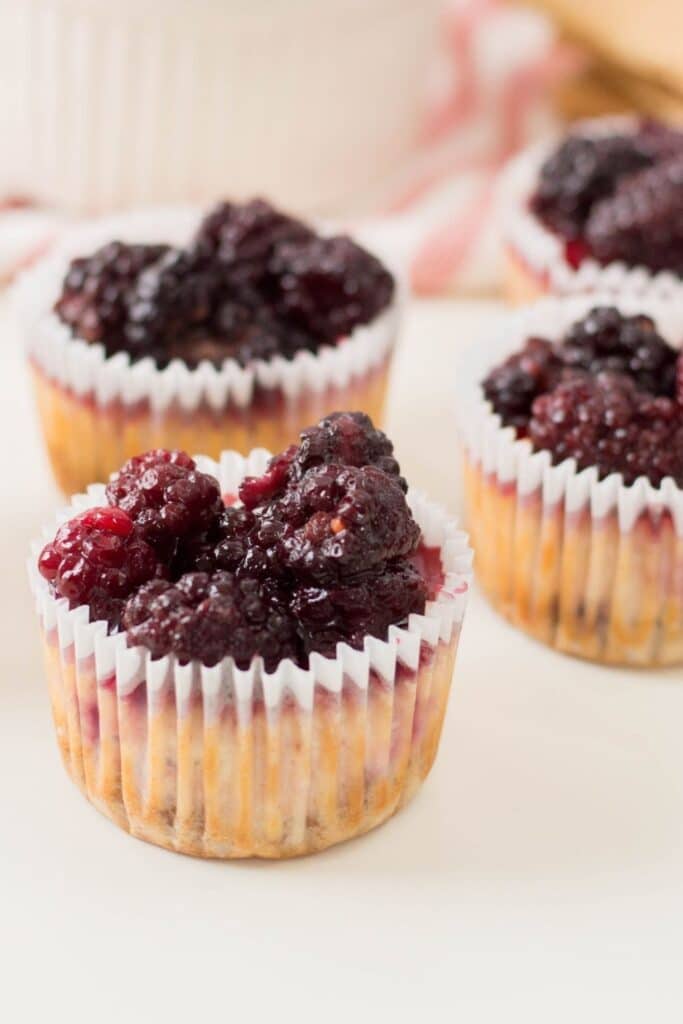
16, 208, 401, 494
0, 0, 439, 214
457, 293, 683, 667
28, 447, 472, 858
501, 116, 683, 306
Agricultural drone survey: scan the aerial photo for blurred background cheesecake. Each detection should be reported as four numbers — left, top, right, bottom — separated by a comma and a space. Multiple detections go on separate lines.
0, 0, 679, 293
0, 0, 442, 214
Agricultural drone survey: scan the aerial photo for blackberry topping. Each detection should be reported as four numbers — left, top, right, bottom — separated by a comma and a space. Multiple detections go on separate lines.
209, 301, 315, 364
561, 307, 678, 396
483, 337, 562, 429
37, 507, 164, 628
124, 247, 220, 360
292, 411, 404, 487
531, 134, 654, 240
239, 449, 298, 510
194, 197, 313, 291
528, 372, 683, 487
238, 411, 404, 509
235, 462, 421, 585
105, 449, 223, 558
172, 505, 257, 577
55, 199, 393, 367
55, 242, 170, 346
585, 153, 683, 275
123, 571, 299, 670
484, 307, 683, 486
269, 463, 421, 582
163, 303, 317, 369
292, 561, 427, 659
41, 413, 428, 666
272, 235, 395, 341
530, 121, 683, 273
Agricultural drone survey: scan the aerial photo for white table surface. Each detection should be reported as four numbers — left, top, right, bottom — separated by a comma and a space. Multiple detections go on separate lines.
2, 296, 683, 1023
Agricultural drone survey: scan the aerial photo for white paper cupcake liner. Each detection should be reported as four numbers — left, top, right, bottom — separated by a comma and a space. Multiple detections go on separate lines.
456, 293, 683, 666
502, 116, 683, 302
0, 0, 439, 215
16, 207, 401, 413
28, 447, 472, 857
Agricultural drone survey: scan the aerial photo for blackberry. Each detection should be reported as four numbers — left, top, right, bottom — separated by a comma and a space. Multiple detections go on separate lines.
291, 411, 404, 487
269, 463, 421, 582
55, 198, 395, 369
123, 570, 299, 669
171, 505, 256, 576
40, 412, 430, 669
292, 560, 427, 659
38, 506, 164, 629
212, 300, 317, 364
161, 300, 315, 369
486, 308, 680, 436
238, 411, 404, 509
560, 306, 678, 396
482, 337, 562, 430
528, 372, 683, 486
531, 134, 654, 239
124, 247, 220, 361
54, 241, 169, 346
586, 153, 683, 275
105, 449, 223, 558
209, 300, 296, 364
194, 198, 312, 291
271, 235, 395, 341
238, 448, 298, 510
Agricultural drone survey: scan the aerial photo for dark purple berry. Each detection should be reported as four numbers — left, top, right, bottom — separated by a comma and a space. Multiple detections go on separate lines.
105, 449, 223, 558
41, 412, 429, 669
560, 306, 678, 396
531, 133, 654, 240
194, 197, 312, 291
55, 241, 170, 346
239, 448, 298, 510
238, 411, 404, 509
38, 506, 165, 628
483, 337, 562, 429
291, 411, 404, 487
171, 505, 257, 577
528, 371, 683, 486
269, 463, 421, 581
486, 307, 680, 433
484, 307, 683, 486
292, 560, 427, 659
123, 247, 220, 360
122, 570, 299, 669
586, 153, 683, 275
55, 199, 394, 368
272, 235, 395, 341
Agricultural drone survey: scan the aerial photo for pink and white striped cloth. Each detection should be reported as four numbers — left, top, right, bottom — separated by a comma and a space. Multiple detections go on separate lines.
0, 1, 576, 295
0, 199, 66, 287
370, 0, 579, 294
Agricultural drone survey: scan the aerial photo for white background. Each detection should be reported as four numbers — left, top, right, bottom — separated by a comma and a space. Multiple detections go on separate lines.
2, 297, 683, 1022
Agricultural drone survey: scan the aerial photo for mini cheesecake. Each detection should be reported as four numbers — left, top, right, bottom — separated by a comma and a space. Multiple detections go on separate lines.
30, 412, 472, 858
459, 297, 683, 667
19, 200, 400, 494
504, 118, 683, 304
